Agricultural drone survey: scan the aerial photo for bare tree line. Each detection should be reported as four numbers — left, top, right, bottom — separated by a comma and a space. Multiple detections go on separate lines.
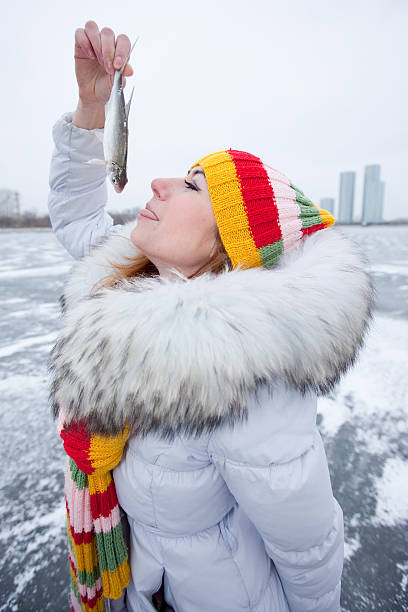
0, 212, 138, 228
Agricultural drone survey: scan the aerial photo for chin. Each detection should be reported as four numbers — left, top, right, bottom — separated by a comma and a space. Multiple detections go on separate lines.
130, 223, 149, 251
130, 224, 140, 246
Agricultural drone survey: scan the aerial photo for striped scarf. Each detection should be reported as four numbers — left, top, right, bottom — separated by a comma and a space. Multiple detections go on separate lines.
58, 413, 130, 611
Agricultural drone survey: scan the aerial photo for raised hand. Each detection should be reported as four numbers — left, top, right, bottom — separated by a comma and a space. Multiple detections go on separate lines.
72, 21, 134, 129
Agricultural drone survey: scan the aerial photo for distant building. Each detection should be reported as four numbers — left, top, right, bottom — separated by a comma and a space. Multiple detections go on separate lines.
0, 190, 20, 217
362, 165, 385, 224
378, 181, 385, 221
320, 198, 335, 215
337, 172, 356, 223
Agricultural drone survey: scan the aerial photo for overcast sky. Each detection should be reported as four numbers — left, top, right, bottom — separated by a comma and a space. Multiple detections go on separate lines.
2, 0, 407, 220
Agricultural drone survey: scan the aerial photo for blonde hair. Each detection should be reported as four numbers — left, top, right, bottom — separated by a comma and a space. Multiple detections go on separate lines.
92, 229, 232, 293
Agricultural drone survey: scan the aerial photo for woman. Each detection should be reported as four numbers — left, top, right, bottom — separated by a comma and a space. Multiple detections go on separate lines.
48, 21, 373, 612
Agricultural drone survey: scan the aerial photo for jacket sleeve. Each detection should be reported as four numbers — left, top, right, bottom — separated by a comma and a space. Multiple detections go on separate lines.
47, 112, 122, 260
208, 384, 344, 612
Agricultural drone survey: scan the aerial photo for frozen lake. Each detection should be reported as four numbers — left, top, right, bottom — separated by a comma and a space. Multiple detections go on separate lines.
0, 225, 407, 611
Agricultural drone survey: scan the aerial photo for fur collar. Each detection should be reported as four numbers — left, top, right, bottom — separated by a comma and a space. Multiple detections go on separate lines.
48, 222, 374, 437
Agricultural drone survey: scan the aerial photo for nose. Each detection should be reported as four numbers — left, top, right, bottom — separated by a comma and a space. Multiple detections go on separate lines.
151, 178, 172, 200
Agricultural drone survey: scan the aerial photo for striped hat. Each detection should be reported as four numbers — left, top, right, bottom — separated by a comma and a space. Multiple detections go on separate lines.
189, 149, 335, 269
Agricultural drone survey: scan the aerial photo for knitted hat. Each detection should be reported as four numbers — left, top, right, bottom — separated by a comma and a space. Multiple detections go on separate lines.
189, 149, 335, 269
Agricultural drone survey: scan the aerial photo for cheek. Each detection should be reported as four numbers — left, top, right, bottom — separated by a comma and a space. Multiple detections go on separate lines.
131, 198, 217, 262
165, 202, 215, 241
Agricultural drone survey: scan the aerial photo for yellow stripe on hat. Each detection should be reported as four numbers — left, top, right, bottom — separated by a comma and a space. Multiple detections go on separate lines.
318, 209, 336, 227
191, 151, 262, 269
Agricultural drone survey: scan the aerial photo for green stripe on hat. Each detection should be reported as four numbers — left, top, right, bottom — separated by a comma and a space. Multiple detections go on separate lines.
297, 204, 323, 229
290, 182, 305, 197
301, 215, 323, 229
296, 193, 317, 207
291, 182, 318, 208
259, 240, 283, 267
290, 182, 324, 230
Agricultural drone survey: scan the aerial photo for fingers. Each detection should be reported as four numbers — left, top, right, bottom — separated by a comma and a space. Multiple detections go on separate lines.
76, 21, 135, 76
84, 21, 103, 64
114, 34, 131, 70
101, 26, 117, 73
75, 27, 97, 60
123, 64, 134, 77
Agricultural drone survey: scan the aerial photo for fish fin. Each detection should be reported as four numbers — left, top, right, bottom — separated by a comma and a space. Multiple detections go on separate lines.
86, 159, 107, 166
93, 131, 104, 144
119, 36, 140, 75
125, 87, 135, 118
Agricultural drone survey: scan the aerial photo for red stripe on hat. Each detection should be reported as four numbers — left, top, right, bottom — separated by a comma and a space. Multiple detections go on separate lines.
228, 150, 282, 249
302, 223, 326, 236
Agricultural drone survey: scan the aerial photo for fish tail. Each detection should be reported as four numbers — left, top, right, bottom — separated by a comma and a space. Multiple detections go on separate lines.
120, 36, 140, 75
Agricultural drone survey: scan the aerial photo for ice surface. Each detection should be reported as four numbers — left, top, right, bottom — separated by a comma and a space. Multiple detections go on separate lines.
344, 534, 361, 561
0, 332, 58, 358
0, 264, 71, 279
0, 230, 72, 611
374, 457, 408, 527
0, 226, 407, 611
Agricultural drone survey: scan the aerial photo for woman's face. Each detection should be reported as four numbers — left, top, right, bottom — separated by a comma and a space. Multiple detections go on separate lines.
130, 165, 218, 278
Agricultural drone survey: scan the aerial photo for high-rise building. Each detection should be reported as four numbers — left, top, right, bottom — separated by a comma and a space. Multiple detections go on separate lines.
378, 181, 385, 221
362, 165, 385, 224
320, 198, 335, 215
337, 172, 356, 223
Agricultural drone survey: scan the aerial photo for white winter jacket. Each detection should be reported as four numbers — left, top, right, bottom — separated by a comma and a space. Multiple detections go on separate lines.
48, 113, 373, 612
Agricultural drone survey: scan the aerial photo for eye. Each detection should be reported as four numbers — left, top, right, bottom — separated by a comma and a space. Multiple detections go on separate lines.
185, 180, 198, 191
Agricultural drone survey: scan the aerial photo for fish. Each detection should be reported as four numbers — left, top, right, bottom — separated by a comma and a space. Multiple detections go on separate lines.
88, 37, 139, 193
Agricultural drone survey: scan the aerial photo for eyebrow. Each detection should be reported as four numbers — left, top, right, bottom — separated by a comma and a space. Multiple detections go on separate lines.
186, 169, 205, 178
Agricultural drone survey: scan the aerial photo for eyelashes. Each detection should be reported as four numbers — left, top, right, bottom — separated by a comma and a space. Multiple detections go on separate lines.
185, 180, 198, 191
